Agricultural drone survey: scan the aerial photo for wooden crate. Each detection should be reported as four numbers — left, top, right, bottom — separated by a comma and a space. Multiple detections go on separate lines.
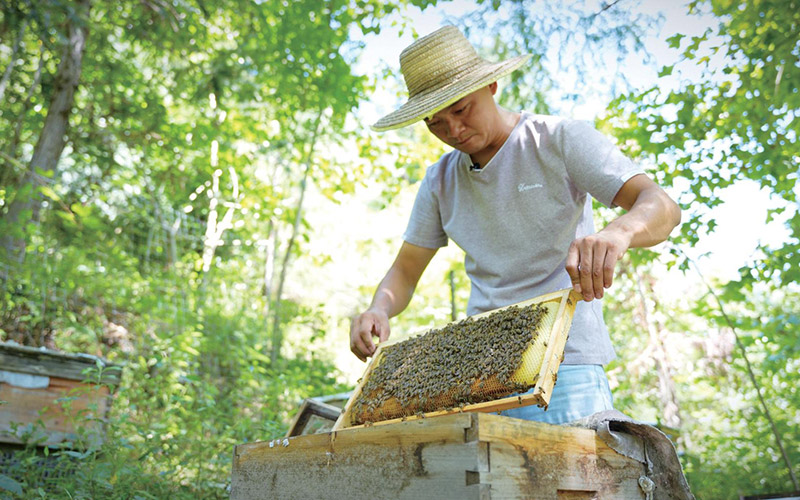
335, 289, 581, 430
232, 412, 647, 499
0, 342, 121, 447
285, 398, 341, 437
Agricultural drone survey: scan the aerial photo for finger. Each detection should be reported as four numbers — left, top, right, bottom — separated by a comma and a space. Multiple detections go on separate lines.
349, 334, 367, 362
579, 242, 594, 302
565, 242, 582, 293
592, 242, 606, 299
362, 320, 377, 355
376, 317, 390, 343
603, 247, 619, 289
351, 318, 375, 359
350, 329, 367, 362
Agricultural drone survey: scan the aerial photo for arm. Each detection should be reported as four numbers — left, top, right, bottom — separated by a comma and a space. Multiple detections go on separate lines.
350, 242, 437, 361
565, 173, 681, 302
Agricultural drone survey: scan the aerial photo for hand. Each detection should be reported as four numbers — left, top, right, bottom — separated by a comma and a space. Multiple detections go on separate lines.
565, 230, 631, 302
350, 309, 391, 362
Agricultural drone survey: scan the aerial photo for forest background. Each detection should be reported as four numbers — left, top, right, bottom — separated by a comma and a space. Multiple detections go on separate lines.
0, 0, 797, 498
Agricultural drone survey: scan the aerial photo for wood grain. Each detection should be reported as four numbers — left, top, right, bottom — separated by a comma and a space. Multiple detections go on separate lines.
0, 376, 111, 446
232, 413, 647, 500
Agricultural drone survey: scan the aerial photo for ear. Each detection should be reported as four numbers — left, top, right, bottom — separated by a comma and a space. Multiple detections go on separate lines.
488, 82, 498, 95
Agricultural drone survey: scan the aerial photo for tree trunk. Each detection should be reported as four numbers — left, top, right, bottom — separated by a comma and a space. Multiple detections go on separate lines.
0, 1, 90, 262
270, 109, 325, 365
6, 44, 45, 165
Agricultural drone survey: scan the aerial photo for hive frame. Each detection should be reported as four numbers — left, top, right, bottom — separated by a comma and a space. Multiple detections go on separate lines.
333, 288, 582, 431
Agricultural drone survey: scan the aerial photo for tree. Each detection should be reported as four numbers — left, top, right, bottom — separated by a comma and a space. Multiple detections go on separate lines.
0, 1, 441, 496
604, 0, 799, 288
602, 0, 800, 495
451, 0, 658, 115
0, 0, 90, 264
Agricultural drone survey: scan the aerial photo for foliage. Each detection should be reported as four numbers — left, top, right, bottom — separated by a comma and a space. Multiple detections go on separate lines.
0, 0, 435, 497
1, 0, 798, 498
602, 0, 799, 285
599, 0, 800, 497
452, 0, 659, 115
603, 267, 800, 498
0, 352, 346, 500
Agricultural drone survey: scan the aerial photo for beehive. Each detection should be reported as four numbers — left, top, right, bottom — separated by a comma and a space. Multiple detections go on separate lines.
334, 288, 580, 430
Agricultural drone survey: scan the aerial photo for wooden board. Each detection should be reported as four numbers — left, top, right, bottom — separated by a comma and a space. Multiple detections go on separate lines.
231, 413, 647, 499
0, 376, 111, 447
334, 289, 581, 430
0, 342, 121, 385
472, 414, 645, 499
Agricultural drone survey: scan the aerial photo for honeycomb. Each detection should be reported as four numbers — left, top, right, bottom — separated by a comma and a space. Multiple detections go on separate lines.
350, 301, 558, 425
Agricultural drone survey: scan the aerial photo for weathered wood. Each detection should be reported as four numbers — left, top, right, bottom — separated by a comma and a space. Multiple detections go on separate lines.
0, 343, 120, 446
285, 398, 342, 437
0, 376, 110, 447
232, 413, 647, 500
234, 414, 479, 500
474, 414, 645, 499
0, 343, 121, 385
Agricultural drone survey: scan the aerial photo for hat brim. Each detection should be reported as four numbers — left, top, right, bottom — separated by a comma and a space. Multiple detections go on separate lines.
371, 54, 531, 132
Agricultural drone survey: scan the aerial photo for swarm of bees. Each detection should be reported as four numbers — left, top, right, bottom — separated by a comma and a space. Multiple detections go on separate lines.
351, 303, 547, 425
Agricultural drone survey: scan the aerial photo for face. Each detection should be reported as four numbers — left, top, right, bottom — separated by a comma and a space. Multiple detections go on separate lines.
424, 83, 500, 157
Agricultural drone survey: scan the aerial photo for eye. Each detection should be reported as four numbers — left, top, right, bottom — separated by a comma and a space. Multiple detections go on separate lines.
454, 104, 468, 114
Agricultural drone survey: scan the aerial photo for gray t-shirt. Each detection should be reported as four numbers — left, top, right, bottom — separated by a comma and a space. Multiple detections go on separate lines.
403, 112, 644, 365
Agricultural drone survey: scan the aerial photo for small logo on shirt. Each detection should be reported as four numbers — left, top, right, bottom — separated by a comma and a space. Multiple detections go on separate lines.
518, 183, 543, 192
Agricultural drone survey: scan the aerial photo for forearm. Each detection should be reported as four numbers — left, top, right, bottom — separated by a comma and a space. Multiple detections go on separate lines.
603, 187, 681, 248
368, 266, 418, 319
567, 176, 680, 301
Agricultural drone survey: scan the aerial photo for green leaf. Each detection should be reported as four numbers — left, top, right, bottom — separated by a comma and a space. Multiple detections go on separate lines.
0, 474, 22, 495
39, 185, 61, 201
70, 203, 92, 218
666, 33, 684, 48
63, 450, 92, 459
658, 65, 674, 77
34, 167, 55, 178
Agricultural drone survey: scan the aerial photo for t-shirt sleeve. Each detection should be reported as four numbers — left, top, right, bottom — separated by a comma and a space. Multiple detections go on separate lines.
557, 119, 645, 208
403, 170, 449, 249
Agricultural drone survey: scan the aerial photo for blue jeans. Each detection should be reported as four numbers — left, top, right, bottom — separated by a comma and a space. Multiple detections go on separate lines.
500, 365, 614, 424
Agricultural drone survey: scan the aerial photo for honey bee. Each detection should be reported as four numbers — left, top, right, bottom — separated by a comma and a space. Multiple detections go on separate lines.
351, 302, 547, 424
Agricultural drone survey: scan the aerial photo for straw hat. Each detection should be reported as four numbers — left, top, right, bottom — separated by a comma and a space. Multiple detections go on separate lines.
371, 25, 530, 132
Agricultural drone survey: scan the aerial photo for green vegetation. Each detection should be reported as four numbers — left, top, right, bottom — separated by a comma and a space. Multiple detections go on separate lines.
0, 0, 797, 498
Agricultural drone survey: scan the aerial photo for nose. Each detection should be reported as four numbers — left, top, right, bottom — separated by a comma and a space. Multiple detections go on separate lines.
444, 116, 466, 141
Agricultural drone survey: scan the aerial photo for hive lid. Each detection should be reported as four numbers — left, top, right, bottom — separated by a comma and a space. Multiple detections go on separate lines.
0, 341, 122, 385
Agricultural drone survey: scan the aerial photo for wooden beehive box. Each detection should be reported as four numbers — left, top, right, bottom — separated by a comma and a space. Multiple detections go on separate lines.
335, 289, 580, 430
0, 342, 121, 447
231, 412, 648, 499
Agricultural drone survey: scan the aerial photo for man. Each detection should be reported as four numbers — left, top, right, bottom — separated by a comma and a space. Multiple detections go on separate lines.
350, 25, 681, 424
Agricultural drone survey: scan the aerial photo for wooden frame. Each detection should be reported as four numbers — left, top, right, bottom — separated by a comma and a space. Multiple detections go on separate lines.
333, 288, 581, 431
285, 398, 341, 437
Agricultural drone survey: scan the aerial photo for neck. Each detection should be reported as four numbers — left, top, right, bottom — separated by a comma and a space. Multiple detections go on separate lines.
470, 108, 520, 167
